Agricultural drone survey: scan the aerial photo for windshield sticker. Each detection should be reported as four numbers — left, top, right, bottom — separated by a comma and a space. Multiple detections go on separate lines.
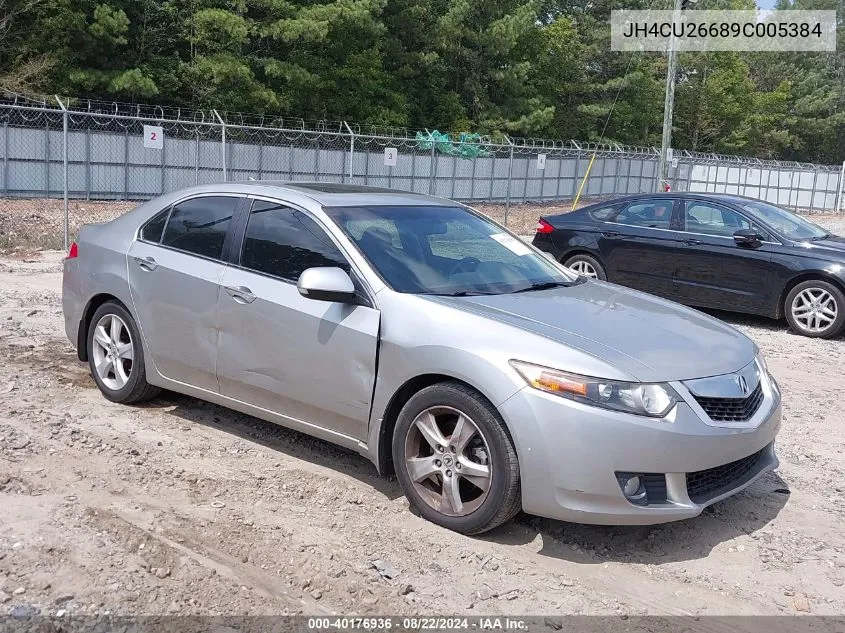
490, 233, 532, 256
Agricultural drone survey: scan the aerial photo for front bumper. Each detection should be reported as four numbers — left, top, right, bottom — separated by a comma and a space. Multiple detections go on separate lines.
499, 371, 781, 525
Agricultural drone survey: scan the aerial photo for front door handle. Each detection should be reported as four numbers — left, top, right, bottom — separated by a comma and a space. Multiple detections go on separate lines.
683, 238, 703, 246
133, 256, 158, 271
224, 285, 256, 304
601, 231, 621, 238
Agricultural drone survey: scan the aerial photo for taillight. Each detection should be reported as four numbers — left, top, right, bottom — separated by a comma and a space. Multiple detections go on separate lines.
67, 242, 78, 259
535, 218, 554, 234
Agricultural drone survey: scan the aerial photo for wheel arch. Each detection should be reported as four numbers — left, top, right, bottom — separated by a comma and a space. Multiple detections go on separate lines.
560, 248, 603, 265
777, 272, 845, 319
76, 293, 130, 361
374, 373, 503, 477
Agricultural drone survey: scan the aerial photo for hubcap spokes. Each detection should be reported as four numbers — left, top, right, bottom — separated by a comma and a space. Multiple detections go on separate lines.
569, 260, 598, 279
92, 314, 134, 390
792, 289, 837, 333
404, 406, 491, 517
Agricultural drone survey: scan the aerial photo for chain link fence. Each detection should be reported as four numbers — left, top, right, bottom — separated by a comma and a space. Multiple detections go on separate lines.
1, 93, 844, 250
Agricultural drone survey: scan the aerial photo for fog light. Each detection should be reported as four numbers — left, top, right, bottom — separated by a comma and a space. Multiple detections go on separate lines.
616, 472, 648, 505
623, 476, 641, 497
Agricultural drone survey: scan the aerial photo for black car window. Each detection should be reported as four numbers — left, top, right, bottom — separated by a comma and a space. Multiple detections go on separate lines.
161, 196, 238, 259
684, 201, 751, 237
587, 205, 617, 221
240, 200, 350, 281
140, 208, 169, 243
614, 200, 674, 229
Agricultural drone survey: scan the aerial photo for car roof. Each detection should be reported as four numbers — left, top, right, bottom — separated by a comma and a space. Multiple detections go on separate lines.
576, 192, 766, 210
248, 181, 457, 207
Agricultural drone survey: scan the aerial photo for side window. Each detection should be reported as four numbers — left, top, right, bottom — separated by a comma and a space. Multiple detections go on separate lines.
140, 208, 169, 243
161, 196, 237, 259
684, 202, 751, 237
240, 200, 350, 281
587, 205, 618, 221
614, 200, 674, 229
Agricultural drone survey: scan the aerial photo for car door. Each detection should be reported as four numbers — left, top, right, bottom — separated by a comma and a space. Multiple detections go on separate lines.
598, 198, 684, 298
673, 199, 774, 312
216, 198, 380, 442
127, 194, 244, 391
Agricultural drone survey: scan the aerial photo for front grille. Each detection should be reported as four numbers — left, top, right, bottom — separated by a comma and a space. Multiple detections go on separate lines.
693, 382, 764, 422
686, 448, 766, 504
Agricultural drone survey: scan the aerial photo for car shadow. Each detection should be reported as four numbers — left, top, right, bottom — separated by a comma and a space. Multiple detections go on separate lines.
138, 390, 405, 501
137, 393, 789, 562
481, 469, 790, 564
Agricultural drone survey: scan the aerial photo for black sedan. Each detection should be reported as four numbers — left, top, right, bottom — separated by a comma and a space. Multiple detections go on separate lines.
532, 193, 845, 338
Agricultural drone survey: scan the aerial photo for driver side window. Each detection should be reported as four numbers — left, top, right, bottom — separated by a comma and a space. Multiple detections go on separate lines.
240, 200, 350, 281
683, 202, 751, 237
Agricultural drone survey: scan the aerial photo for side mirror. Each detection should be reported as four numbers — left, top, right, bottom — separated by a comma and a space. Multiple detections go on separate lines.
297, 267, 356, 303
733, 229, 762, 248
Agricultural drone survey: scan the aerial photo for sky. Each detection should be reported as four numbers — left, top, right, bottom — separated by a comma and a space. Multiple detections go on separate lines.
757, 0, 778, 8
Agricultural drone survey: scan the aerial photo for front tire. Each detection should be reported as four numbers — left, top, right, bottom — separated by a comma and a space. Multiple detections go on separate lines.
87, 301, 160, 403
784, 280, 845, 339
563, 253, 606, 280
392, 382, 521, 535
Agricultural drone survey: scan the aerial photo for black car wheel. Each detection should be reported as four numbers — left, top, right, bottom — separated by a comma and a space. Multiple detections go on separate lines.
784, 280, 845, 339
563, 254, 607, 280
392, 382, 521, 535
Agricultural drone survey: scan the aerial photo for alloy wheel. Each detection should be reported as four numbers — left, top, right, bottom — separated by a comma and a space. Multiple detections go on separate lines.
91, 313, 134, 390
403, 406, 492, 517
791, 287, 838, 334
568, 260, 598, 278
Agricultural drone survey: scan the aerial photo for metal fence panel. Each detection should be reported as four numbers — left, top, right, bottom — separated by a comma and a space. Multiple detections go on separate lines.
1, 98, 843, 250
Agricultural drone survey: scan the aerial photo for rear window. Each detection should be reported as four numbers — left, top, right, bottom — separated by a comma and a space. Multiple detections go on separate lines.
161, 196, 238, 260
587, 205, 617, 221
140, 209, 169, 243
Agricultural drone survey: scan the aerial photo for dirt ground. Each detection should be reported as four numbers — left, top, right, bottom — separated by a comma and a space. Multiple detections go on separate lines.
1, 249, 844, 620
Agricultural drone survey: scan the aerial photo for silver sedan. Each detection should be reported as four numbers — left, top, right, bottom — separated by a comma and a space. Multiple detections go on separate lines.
62, 183, 782, 534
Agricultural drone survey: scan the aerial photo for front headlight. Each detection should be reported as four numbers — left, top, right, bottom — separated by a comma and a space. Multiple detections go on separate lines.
510, 360, 679, 418
755, 349, 769, 374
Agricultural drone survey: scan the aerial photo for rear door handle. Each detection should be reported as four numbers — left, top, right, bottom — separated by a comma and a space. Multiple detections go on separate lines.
224, 285, 256, 304
683, 238, 703, 246
601, 231, 621, 238
133, 256, 158, 271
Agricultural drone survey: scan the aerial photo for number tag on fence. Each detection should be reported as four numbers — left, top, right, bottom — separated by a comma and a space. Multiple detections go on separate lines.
537, 154, 547, 170
143, 125, 164, 149
384, 147, 398, 167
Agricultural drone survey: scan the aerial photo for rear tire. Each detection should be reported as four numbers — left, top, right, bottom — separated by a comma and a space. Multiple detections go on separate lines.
563, 253, 607, 280
392, 382, 521, 535
784, 280, 845, 339
87, 301, 160, 403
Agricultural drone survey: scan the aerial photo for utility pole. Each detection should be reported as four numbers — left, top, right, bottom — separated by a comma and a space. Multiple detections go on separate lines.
658, 0, 694, 191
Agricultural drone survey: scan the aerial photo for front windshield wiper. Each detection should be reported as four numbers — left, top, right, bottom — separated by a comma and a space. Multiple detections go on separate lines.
807, 233, 831, 241
422, 290, 497, 297
510, 280, 576, 294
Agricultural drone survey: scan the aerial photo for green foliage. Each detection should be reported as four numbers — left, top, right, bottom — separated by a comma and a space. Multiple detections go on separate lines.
0, 0, 841, 164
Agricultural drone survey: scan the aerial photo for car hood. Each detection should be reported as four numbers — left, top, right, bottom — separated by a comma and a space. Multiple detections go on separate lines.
426, 281, 755, 383
796, 235, 845, 257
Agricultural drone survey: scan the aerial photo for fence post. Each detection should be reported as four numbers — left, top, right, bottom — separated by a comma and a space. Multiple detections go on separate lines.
428, 134, 436, 195
343, 122, 354, 184
504, 136, 515, 226
2, 116, 7, 197
809, 167, 819, 213
56, 96, 69, 251
836, 161, 845, 213
213, 109, 227, 181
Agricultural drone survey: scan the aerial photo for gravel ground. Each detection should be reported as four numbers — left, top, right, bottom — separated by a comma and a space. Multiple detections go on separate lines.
1, 252, 844, 620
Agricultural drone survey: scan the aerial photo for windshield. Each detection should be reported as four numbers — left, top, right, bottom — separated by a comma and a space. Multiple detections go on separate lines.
736, 200, 829, 241
324, 205, 577, 295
